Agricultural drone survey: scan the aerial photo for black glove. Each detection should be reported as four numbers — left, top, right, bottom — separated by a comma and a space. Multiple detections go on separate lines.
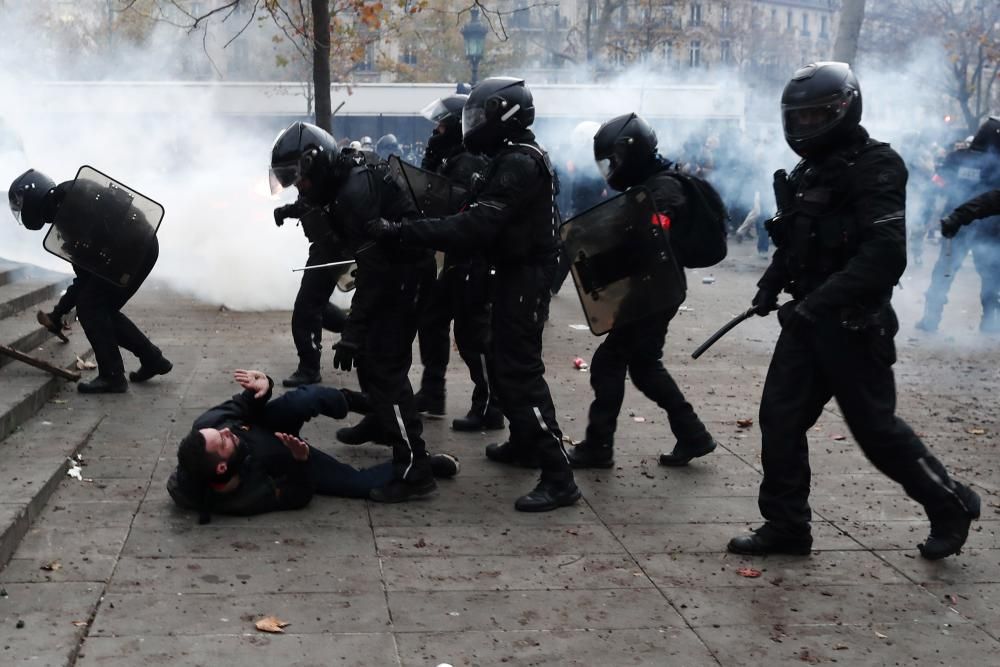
751, 288, 778, 316
332, 340, 359, 372
365, 217, 403, 242
940, 215, 963, 239
273, 203, 304, 228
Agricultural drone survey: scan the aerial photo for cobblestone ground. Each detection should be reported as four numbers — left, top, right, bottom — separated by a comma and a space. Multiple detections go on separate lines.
1, 242, 998, 666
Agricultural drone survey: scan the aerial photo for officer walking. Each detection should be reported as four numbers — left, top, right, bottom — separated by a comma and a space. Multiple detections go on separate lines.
566, 113, 717, 469
729, 62, 980, 559
367, 78, 580, 512
269, 122, 438, 503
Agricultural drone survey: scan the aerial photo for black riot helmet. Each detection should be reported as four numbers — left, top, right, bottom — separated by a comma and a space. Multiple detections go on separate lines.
593, 113, 658, 192
421, 94, 468, 130
269, 121, 341, 195
375, 134, 400, 159
8, 169, 56, 231
971, 117, 1000, 154
781, 61, 862, 158
462, 77, 535, 155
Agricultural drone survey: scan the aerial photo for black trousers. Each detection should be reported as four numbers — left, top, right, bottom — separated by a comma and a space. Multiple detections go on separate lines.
291, 242, 348, 372
359, 259, 436, 481
492, 263, 570, 478
585, 308, 710, 448
74, 244, 161, 379
417, 259, 497, 413
759, 303, 968, 533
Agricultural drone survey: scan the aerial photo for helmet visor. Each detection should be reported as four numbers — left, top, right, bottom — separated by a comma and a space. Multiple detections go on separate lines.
268, 162, 300, 195
8, 189, 23, 223
421, 98, 453, 124
462, 106, 487, 139
596, 158, 612, 180
782, 92, 854, 140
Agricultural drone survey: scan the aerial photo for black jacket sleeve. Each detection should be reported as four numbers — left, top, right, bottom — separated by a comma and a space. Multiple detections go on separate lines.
801, 148, 909, 317
950, 189, 1000, 227
200, 460, 315, 516
191, 376, 275, 430
401, 151, 545, 254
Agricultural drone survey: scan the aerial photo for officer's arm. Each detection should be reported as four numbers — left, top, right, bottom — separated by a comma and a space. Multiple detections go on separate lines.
801, 151, 908, 318
757, 246, 790, 294
191, 376, 274, 429
402, 152, 543, 253
948, 188, 1000, 227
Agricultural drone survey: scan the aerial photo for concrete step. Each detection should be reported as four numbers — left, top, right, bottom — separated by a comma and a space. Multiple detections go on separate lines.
0, 299, 81, 371
0, 261, 27, 287
0, 278, 72, 321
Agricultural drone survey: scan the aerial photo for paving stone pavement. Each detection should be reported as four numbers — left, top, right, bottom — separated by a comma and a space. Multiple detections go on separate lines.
1, 244, 999, 666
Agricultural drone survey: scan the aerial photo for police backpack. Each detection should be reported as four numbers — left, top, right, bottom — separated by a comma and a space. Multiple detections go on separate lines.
668, 170, 729, 268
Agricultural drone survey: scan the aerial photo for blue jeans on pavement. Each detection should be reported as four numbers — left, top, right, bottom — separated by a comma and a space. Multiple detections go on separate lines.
261, 385, 394, 498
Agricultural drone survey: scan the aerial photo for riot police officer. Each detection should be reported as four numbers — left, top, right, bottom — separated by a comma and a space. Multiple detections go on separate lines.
272, 124, 354, 387
916, 118, 1000, 333
566, 113, 717, 470
269, 122, 438, 502
413, 93, 502, 431
367, 77, 579, 512
729, 62, 980, 559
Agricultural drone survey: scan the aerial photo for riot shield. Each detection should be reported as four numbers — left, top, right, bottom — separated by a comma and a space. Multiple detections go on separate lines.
559, 186, 685, 335
387, 155, 468, 217
44, 166, 163, 288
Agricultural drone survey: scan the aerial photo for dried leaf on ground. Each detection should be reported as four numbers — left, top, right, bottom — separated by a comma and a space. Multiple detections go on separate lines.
75, 357, 97, 370
40, 560, 61, 571
254, 616, 290, 633
966, 427, 986, 435
736, 418, 754, 428
736, 566, 762, 578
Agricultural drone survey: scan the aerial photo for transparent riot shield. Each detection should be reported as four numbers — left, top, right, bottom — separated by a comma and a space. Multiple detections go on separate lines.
44, 166, 163, 288
559, 186, 685, 335
387, 155, 468, 217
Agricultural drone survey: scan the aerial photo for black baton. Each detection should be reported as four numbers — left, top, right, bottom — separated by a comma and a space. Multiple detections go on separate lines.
691, 306, 759, 359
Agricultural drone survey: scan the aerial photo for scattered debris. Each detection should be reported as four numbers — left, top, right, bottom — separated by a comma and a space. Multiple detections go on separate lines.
254, 616, 290, 633
966, 427, 986, 435
947, 593, 959, 606
72, 620, 88, 627
15, 620, 24, 629
736, 418, 754, 428
413, 538, 428, 548
633, 416, 646, 423
569, 324, 590, 331
832, 434, 847, 441
736, 567, 762, 578
40, 560, 61, 572
446, 612, 460, 617
75, 357, 97, 370
573, 357, 588, 371
678, 306, 694, 312
874, 630, 888, 639
702, 276, 716, 284
833, 644, 849, 651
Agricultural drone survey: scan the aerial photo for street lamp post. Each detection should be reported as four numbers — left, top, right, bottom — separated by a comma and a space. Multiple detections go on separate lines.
461, 7, 487, 86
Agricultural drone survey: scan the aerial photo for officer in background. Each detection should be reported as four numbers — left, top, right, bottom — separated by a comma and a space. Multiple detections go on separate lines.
729, 62, 980, 559
367, 78, 579, 512
269, 122, 438, 503
916, 117, 1000, 333
375, 134, 400, 161
272, 124, 353, 387
9, 169, 172, 393
567, 113, 717, 470
413, 93, 502, 432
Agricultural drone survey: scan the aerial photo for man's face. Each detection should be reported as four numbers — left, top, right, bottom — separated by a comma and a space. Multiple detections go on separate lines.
200, 427, 240, 476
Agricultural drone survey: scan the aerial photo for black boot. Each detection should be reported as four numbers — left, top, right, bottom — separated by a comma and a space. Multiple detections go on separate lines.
129, 355, 173, 383
515, 474, 582, 512
727, 523, 813, 556
369, 476, 438, 503
78, 375, 128, 394
485, 441, 540, 469
659, 438, 718, 467
430, 453, 460, 478
37, 310, 69, 343
918, 483, 981, 560
282, 368, 322, 387
336, 415, 388, 446
567, 441, 615, 469
452, 406, 504, 432
415, 390, 446, 418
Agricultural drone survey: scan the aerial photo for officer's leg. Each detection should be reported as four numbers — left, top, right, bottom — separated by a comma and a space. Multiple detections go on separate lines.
453, 263, 501, 426
582, 328, 630, 447
415, 267, 452, 414
972, 238, 1000, 333
75, 276, 127, 381
260, 385, 350, 434
289, 244, 338, 381
919, 227, 972, 330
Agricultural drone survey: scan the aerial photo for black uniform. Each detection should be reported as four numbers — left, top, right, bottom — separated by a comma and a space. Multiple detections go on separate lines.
401, 129, 570, 479
582, 159, 712, 452
415, 142, 496, 420
754, 127, 975, 536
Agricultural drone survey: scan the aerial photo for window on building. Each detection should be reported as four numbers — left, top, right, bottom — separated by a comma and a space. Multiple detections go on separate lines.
771, 9, 777, 27
357, 41, 376, 72
721, 4, 731, 29
802, 13, 810, 36
720, 40, 731, 65
689, 40, 701, 68
399, 44, 417, 66
787, 10, 793, 30
690, 3, 702, 27
661, 40, 674, 68
512, 1, 530, 29
612, 40, 626, 66
820, 15, 829, 37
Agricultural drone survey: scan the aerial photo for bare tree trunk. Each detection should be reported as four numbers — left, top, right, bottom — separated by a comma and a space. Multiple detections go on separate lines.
832, 0, 866, 64
312, 0, 332, 131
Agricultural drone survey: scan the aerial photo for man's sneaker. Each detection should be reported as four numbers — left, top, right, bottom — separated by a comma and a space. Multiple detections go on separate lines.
78, 375, 128, 394
415, 391, 446, 418
282, 368, 321, 387
452, 406, 504, 432
659, 438, 718, 467
430, 453, 460, 479
514, 476, 582, 512
37, 310, 69, 343
727, 523, 813, 556
567, 442, 615, 469
485, 441, 540, 469
369, 477, 438, 503
336, 416, 389, 446
918, 483, 981, 560
129, 356, 173, 383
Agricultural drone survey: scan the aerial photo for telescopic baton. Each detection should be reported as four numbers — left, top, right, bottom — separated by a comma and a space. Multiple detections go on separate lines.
291, 259, 356, 272
691, 306, 759, 359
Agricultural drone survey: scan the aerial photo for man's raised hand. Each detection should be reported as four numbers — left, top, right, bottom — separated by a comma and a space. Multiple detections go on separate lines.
233, 369, 269, 398
275, 432, 310, 461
